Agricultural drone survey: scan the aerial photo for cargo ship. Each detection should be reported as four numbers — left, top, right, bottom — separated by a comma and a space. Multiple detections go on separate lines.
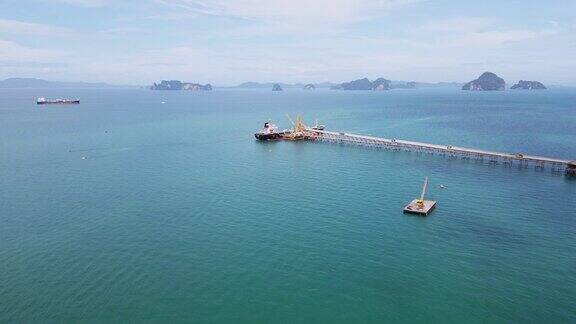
37, 97, 80, 105
254, 122, 283, 140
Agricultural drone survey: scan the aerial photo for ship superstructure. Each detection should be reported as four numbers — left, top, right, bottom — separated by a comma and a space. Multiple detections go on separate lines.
254, 122, 282, 140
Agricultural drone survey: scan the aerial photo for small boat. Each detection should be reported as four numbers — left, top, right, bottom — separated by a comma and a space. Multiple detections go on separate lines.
37, 97, 80, 105
254, 122, 282, 140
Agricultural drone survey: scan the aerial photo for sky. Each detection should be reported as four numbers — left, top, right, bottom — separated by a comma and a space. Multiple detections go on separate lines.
1, 0, 575, 86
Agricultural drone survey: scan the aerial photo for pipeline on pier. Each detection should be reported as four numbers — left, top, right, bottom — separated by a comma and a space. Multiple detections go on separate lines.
308, 129, 574, 175
255, 117, 575, 175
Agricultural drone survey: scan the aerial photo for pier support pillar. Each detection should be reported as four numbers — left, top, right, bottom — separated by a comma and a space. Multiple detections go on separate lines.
566, 162, 576, 177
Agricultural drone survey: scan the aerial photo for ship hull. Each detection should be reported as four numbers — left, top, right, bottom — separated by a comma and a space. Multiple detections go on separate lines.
254, 133, 282, 141
38, 100, 80, 105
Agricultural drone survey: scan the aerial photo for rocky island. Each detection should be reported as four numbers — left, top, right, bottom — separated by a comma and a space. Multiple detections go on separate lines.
511, 80, 546, 90
372, 78, 392, 90
151, 80, 212, 91
338, 78, 372, 90
331, 77, 392, 90
462, 72, 505, 91
303, 84, 315, 90
272, 83, 283, 91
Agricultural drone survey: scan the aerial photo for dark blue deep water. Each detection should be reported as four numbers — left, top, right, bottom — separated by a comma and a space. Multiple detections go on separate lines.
1, 88, 575, 322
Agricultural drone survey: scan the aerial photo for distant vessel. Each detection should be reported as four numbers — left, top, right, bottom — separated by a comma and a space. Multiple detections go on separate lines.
254, 122, 282, 140
37, 97, 80, 105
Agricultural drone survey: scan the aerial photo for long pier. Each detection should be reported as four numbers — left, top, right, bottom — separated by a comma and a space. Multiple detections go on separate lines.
305, 129, 575, 175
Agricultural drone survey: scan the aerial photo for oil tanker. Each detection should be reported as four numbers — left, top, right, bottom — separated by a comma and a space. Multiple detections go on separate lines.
37, 97, 80, 105
254, 122, 283, 140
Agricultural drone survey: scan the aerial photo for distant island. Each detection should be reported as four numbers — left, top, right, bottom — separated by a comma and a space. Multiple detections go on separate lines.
332, 78, 372, 90
329, 78, 422, 90
0, 78, 132, 89
235, 80, 461, 89
511, 80, 546, 90
4, 77, 557, 92
151, 80, 212, 91
330, 77, 392, 90
462, 72, 505, 91
372, 78, 391, 90
237, 82, 336, 89
272, 83, 283, 91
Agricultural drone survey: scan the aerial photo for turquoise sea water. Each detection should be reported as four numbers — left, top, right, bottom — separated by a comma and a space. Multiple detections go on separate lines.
1, 88, 575, 322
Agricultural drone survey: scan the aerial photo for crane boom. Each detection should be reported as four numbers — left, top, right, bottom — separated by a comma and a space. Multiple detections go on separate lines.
286, 114, 296, 127
419, 176, 428, 202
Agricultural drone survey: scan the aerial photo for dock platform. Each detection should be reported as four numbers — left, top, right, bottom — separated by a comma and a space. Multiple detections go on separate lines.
403, 199, 437, 216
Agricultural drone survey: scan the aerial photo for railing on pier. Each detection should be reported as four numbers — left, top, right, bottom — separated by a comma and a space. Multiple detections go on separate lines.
305, 129, 574, 174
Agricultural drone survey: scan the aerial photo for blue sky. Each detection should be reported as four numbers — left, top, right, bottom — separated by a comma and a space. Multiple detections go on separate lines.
1, 0, 575, 85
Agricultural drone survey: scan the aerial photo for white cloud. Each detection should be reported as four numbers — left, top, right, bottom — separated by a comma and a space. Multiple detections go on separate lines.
0, 39, 68, 61
414, 17, 561, 48
0, 19, 74, 36
99, 26, 144, 35
2, 2, 574, 85
450, 29, 557, 47
155, 0, 419, 25
417, 17, 493, 33
45, 0, 112, 7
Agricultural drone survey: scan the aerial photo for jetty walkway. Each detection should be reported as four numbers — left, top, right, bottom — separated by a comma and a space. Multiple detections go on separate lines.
306, 129, 575, 174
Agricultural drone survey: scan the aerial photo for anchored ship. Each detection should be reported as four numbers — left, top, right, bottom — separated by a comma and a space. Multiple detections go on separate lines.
254, 122, 283, 140
254, 116, 320, 141
37, 97, 80, 105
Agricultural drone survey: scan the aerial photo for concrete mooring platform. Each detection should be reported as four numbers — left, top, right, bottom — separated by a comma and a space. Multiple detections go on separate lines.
403, 199, 437, 216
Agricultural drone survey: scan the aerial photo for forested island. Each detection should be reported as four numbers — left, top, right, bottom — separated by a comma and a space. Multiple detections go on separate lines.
462, 72, 506, 91
151, 80, 212, 91
511, 80, 547, 90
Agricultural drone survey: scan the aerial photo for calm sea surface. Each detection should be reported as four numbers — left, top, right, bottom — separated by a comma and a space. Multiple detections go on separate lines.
1, 88, 575, 322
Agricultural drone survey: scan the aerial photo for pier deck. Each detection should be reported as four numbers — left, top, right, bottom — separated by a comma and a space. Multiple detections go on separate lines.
304, 129, 574, 173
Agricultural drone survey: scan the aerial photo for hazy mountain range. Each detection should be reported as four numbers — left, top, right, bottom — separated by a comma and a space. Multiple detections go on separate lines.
235, 82, 337, 89
2, 77, 569, 90
0, 78, 136, 89
234, 81, 464, 89
1, 78, 465, 89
